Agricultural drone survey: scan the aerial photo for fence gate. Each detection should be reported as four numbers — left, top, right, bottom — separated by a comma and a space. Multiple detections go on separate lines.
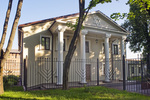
126, 59, 150, 95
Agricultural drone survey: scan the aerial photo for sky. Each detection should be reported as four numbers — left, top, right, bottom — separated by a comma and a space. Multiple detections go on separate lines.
0, 0, 141, 59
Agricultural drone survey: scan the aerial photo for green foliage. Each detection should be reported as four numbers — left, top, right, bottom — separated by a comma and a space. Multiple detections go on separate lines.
3, 75, 19, 89
66, 18, 84, 31
111, 13, 127, 21
83, 84, 90, 92
121, 3, 150, 53
111, 0, 150, 54
127, 76, 141, 81
0, 86, 149, 100
87, 0, 111, 10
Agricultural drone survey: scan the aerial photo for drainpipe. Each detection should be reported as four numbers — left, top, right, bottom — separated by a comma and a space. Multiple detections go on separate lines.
48, 21, 56, 84
18, 27, 23, 86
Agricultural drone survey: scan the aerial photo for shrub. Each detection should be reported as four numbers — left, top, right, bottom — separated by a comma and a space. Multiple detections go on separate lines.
3, 75, 19, 89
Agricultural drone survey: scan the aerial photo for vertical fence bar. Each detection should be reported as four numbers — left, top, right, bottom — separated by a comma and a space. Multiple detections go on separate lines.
24, 56, 27, 91
97, 58, 99, 86
123, 55, 126, 90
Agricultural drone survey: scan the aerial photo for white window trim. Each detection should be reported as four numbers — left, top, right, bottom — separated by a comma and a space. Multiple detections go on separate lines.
55, 36, 67, 51
40, 35, 52, 50
85, 40, 91, 53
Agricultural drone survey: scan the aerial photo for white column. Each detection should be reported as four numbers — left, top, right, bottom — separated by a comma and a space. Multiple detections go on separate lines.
104, 34, 111, 82
57, 25, 66, 85
80, 30, 88, 83
120, 36, 126, 80
121, 36, 126, 57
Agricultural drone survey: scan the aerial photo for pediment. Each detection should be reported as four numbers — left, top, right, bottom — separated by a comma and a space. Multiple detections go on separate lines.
83, 13, 122, 31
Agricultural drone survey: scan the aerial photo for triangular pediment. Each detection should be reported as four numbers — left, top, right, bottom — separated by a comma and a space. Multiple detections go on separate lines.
83, 13, 123, 32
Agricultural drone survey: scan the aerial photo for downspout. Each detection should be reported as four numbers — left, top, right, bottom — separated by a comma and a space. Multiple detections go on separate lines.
48, 21, 56, 84
18, 27, 23, 86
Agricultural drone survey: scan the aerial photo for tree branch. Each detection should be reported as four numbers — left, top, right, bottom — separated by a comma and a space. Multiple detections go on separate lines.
3, 0, 23, 60
0, 0, 13, 51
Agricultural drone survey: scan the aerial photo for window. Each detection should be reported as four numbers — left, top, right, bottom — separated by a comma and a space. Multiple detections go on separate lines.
63, 39, 66, 51
15, 54, 17, 58
102, 63, 105, 75
113, 44, 118, 55
85, 41, 89, 53
103, 43, 105, 54
131, 67, 134, 74
41, 36, 50, 50
139, 67, 141, 73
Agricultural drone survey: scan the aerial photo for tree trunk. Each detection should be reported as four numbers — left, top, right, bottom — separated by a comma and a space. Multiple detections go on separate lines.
62, 0, 85, 90
62, 0, 111, 90
0, 60, 5, 94
0, 0, 23, 95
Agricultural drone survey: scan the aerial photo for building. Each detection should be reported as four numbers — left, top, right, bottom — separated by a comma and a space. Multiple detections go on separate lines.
18, 11, 128, 88
3, 49, 20, 76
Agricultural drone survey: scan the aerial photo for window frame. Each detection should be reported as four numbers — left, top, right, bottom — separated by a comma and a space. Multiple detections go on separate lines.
131, 66, 134, 74
40, 35, 52, 50
102, 43, 105, 54
138, 67, 141, 73
113, 44, 119, 55
85, 40, 90, 53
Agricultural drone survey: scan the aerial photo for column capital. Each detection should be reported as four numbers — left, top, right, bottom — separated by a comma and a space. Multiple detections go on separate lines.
56, 25, 67, 33
81, 30, 88, 35
121, 36, 126, 40
105, 33, 111, 38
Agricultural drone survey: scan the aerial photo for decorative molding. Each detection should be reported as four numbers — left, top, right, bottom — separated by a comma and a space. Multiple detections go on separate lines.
93, 15, 101, 27
81, 30, 88, 35
105, 33, 111, 38
121, 36, 126, 40
56, 25, 67, 33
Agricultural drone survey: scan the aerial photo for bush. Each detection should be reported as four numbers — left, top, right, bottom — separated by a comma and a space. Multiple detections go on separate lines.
3, 75, 19, 89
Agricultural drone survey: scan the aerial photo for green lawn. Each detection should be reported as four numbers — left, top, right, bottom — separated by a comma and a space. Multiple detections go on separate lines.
0, 86, 150, 100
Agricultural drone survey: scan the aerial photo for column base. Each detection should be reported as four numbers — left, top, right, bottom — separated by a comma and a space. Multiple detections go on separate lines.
56, 83, 63, 86
79, 81, 87, 84
103, 80, 111, 83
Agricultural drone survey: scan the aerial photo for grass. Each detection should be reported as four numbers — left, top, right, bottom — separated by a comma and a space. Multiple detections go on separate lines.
0, 86, 150, 100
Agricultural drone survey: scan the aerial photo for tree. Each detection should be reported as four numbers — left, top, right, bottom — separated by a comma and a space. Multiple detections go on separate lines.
111, 0, 150, 72
121, 3, 150, 54
0, 0, 23, 94
63, 0, 111, 90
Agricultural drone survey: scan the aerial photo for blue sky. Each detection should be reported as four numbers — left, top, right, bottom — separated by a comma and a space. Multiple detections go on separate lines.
0, 0, 141, 58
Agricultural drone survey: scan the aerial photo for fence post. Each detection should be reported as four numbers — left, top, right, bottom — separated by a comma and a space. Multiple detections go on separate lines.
123, 55, 126, 90
24, 56, 28, 91
97, 58, 99, 86
147, 53, 150, 73
141, 60, 143, 82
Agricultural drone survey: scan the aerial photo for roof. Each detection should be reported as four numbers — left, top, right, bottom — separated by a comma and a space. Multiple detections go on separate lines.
18, 12, 79, 28
18, 10, 128, 33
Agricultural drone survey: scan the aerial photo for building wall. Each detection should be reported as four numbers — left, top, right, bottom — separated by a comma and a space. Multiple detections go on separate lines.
3, 52, 20, 76
22, 21, 126, 87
